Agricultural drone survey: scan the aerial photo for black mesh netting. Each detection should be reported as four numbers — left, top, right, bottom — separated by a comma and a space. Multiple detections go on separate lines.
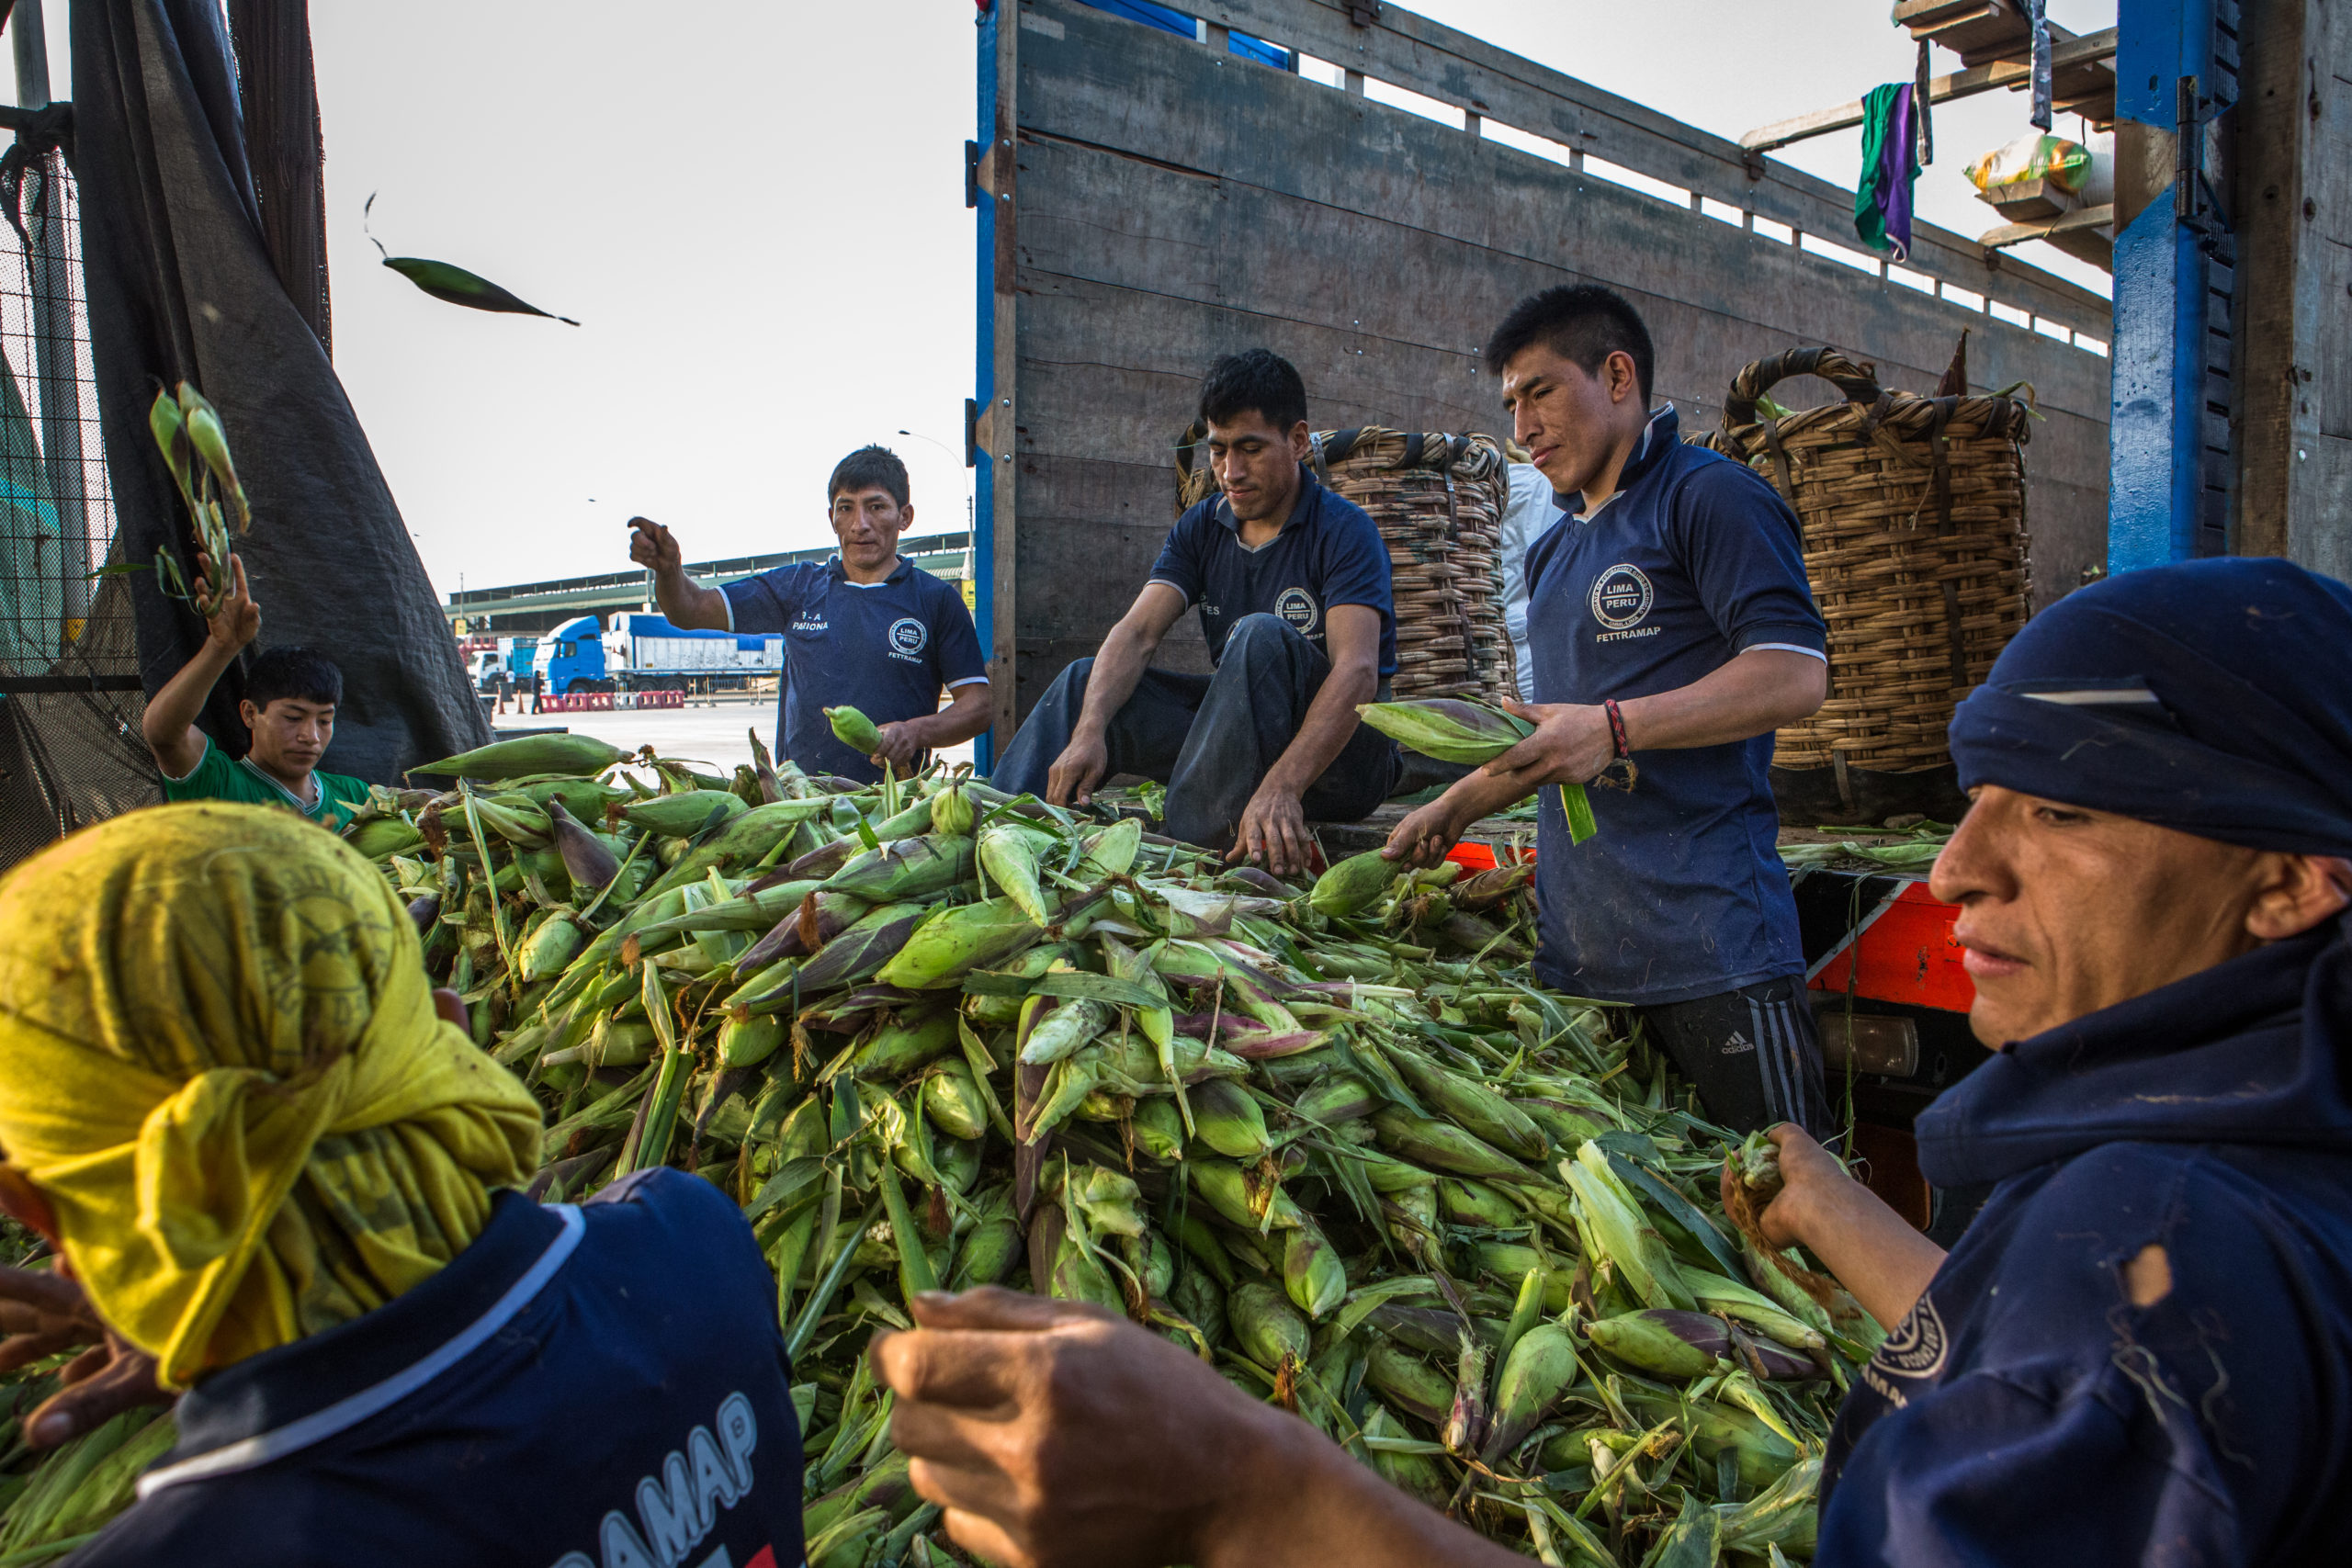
0, 143, 157, 870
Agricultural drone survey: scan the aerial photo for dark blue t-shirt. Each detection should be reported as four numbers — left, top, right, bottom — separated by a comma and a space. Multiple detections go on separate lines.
1522, 406, 1825, 1004
725, 555, 988, 783
1148, 466, 1397, 677
70, 1170, 805, 1568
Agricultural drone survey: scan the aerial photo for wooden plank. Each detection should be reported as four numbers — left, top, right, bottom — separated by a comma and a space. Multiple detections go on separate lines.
1071, 0, 2110, 329
1977, 202, 2115, 251
2227, 0, 2321, 559
1023, 0, 2109, 338
2299, 434, 2352, 583
2322, 239, 2351, 440
1741, 28, 2117, 153
989, 6, 1022, 752
1012, 101, 2109, 420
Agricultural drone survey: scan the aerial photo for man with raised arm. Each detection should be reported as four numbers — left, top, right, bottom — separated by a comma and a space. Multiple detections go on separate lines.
628, 445, 990, 784
141, 551, 371, 830
989, 349, 1398, 876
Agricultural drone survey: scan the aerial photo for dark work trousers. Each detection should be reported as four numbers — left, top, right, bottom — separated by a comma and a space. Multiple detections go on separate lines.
991, 614, 1399, 852
1638, 976, 1832, 1137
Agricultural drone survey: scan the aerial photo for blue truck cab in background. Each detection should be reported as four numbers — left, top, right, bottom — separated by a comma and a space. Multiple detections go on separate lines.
534, 613, 785, 694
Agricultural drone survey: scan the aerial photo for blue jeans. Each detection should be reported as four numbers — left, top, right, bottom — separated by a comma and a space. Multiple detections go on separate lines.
992, 614, 1399, 852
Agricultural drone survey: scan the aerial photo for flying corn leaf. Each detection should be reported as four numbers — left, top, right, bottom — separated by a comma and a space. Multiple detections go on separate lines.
366, 193, 579, 325
381, 255, 580, 325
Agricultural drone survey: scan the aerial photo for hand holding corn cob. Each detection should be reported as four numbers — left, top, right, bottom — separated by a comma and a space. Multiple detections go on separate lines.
190, 553, 259, 658
1358, 698, 1602, 843
147, 383, 252, 620
872, 1286, 1533, 1568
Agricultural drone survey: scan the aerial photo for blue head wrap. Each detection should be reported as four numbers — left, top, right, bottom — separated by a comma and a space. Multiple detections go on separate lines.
1947, 558, 2352, 859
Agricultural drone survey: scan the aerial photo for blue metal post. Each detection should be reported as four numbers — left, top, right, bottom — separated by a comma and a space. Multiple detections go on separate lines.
2108, 0, 2221, 570
972, 4, 1002, 774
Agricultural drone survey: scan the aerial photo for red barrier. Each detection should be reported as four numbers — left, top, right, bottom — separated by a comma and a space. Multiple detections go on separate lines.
537, 690, 687, 714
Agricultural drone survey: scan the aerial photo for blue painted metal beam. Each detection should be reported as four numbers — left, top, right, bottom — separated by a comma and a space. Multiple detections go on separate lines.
2108, 0, 2222, 570
974, 1, 1003, 773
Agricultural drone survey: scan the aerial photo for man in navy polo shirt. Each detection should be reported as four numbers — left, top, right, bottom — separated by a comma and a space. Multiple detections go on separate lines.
991, 350, 1398, 875
628, 446, 990, 783
1385, 287, 1832, 1134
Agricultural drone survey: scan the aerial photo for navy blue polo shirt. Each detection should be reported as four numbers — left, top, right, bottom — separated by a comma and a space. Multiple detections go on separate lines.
1148, 466, 1397, 676
70, 1169, 804, 1568
1522, 406, 1825, 1004
725, 554, 988, 783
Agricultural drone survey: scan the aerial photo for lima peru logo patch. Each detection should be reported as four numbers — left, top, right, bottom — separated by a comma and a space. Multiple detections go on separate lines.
1589, 563, 1655, 631
1274, 586, 1319, 634
887, 616, 928, 658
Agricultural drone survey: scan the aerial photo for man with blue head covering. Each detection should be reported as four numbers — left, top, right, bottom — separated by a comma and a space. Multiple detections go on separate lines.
854, 558, 2352, 1568
1747, 556, 2352, 1562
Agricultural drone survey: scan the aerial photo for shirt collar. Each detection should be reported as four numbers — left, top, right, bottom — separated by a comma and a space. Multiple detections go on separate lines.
235, 751, 321, 813
828, 553, 912, 587
165, 1192, 568, 1462
1216, 462, 1320, 538
1559, 404, 1679, 515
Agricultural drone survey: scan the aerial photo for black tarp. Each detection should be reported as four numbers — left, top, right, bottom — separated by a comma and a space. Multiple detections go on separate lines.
72, 0, 488, 782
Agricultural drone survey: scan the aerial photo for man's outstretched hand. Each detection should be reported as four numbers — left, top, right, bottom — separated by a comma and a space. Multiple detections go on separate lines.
1229, 783, 1313, 879
1044, 734, 1111, 808
874, 1288, 1280, 1568
1718, 1122, 1947, 1333
627, 515, 683, 574
872, 1287, 1530, 1568
193, 552, 260, 656
871, 721, 928, 773
0, 1265, 169, 1449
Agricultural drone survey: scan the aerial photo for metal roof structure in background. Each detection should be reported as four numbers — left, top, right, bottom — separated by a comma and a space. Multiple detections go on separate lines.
442, 532, 975, 635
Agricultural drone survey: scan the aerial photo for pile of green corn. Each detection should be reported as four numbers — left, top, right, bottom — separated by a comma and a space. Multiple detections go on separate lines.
0, 709, 1879, 1566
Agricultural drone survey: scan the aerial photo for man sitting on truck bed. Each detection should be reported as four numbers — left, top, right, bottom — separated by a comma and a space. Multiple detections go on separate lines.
141, 551, 372, 831
990, 349, 1398, 876
628, 445, 990, 784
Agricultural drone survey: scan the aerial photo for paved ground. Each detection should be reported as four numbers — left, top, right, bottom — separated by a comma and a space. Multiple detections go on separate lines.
493, 694, 976, 777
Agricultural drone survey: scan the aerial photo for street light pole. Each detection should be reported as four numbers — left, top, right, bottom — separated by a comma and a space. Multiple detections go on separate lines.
896, 427, 976, 584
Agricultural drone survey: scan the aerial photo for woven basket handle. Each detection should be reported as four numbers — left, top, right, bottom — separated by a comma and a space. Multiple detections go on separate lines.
1175, 419, 1206, 485
1721, 348, 1886, 429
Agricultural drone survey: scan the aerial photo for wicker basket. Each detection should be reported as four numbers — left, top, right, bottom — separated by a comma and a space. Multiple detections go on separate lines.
1699, 348, 2031, 800
1176, 426, 1518, 705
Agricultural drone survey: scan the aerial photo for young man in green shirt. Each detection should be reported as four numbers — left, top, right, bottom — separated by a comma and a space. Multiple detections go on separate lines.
141, 554, 372, 829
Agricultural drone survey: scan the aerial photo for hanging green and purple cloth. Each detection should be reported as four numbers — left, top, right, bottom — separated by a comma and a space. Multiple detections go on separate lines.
1855, 82, 1920, 260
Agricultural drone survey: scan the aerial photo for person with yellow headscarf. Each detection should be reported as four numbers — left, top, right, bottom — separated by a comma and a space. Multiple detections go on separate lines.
0, 804, 808, 1568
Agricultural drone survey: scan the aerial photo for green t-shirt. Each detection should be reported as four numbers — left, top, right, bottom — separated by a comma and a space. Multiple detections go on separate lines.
160, 736, 374, 831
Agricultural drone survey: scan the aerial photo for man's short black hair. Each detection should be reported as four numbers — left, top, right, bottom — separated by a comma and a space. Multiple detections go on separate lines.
828, 446, 910, 510
245, 646, 342, 710
1484, 285, 1656, 403
1198, 349, 1308, 434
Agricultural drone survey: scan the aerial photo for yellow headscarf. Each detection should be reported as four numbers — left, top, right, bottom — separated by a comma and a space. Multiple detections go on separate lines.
0, 803, 541, 1388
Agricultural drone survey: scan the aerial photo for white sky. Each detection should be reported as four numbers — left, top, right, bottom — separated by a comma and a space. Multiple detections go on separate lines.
6, 0, 2111, 598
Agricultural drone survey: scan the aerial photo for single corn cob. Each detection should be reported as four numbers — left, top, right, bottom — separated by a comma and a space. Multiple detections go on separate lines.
412, 733, 627, 779
1307, 849, 1395, 919
827, 705, 884, 755
977, 823, 1052, 924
